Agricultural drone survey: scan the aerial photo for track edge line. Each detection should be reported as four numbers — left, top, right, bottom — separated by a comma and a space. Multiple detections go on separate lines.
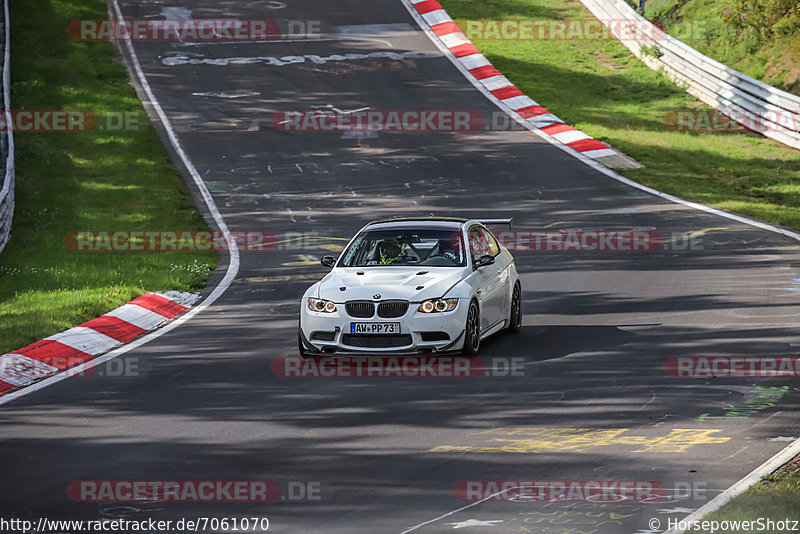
0, 0, 240, 408
664, 437, 800, 533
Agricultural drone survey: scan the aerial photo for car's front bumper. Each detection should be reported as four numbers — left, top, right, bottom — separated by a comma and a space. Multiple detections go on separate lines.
299, 301, 468, 355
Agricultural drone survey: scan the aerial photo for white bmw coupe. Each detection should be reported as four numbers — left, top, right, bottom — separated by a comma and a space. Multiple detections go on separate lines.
298, 217, 521, 356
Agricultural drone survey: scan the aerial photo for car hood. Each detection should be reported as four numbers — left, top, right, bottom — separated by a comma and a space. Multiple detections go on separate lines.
317, 267, 469, 302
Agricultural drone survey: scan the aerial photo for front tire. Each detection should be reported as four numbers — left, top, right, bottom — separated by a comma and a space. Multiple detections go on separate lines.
507, 282, 522, 334
463, 300, 481, 355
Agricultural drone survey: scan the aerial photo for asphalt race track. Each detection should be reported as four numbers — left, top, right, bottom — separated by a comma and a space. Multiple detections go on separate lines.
3, 1, 800, 533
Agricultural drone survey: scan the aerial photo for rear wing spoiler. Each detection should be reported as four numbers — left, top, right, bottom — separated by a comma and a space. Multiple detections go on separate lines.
478, 218, 513, 230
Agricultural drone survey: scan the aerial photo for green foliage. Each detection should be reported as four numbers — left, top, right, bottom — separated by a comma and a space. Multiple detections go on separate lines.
728, 0, 800, 41
723, 0, 800, 47
642, 0, 800, 95
641, 44, 664, 58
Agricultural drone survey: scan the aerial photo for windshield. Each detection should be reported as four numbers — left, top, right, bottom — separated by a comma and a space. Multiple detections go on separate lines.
340, 227, 467, 267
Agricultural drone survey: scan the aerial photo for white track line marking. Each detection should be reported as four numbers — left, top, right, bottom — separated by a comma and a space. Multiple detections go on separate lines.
399, 0, 800, 530
0, 0, 13, 254
0, 0, 240, 408
400, 488, 512, 534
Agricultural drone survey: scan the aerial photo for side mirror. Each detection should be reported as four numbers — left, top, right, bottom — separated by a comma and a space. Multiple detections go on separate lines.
321, 256, 337, 268
473, 254, 495, 269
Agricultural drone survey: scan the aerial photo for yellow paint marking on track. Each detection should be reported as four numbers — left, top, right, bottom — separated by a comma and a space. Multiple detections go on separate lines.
281, 255, 321, 266
512, 503, 645, 531
686, 227, 729, 239
319, 244, 345, 252
308, 236, 351, 241
630, 429, 731, 453
429, 427, 730, 454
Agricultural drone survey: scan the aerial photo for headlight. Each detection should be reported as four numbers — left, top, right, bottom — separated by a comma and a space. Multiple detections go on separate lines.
418, 298, 458, 313
308, 298, 337, 313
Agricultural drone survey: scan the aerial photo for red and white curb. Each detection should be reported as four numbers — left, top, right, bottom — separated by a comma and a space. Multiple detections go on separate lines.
0, 291, 199, 395
407, 0, 641, 169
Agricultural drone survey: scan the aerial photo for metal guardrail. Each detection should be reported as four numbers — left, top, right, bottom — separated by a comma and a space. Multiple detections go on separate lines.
0, 0, 14, 253
580, 0, 800, 150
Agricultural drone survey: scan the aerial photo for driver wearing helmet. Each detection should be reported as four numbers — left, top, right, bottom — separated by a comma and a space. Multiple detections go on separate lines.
378, 239, 402, 265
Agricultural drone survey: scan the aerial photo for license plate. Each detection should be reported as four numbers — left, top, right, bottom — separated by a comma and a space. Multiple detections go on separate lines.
350, 322, 401, 334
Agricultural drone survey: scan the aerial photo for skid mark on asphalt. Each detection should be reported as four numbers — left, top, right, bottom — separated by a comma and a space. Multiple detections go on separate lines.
191, 90, 261, 99
245, 0, 286, 9
296, 58, 419, 75
203, 157, 444, 181
430, 427, 730, 454
161, 50, 440, 67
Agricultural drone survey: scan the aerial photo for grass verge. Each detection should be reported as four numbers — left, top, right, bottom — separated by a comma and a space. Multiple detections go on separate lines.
0, 0, 217, 354
441, 0, 800, 229
687, 453, 800, 533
